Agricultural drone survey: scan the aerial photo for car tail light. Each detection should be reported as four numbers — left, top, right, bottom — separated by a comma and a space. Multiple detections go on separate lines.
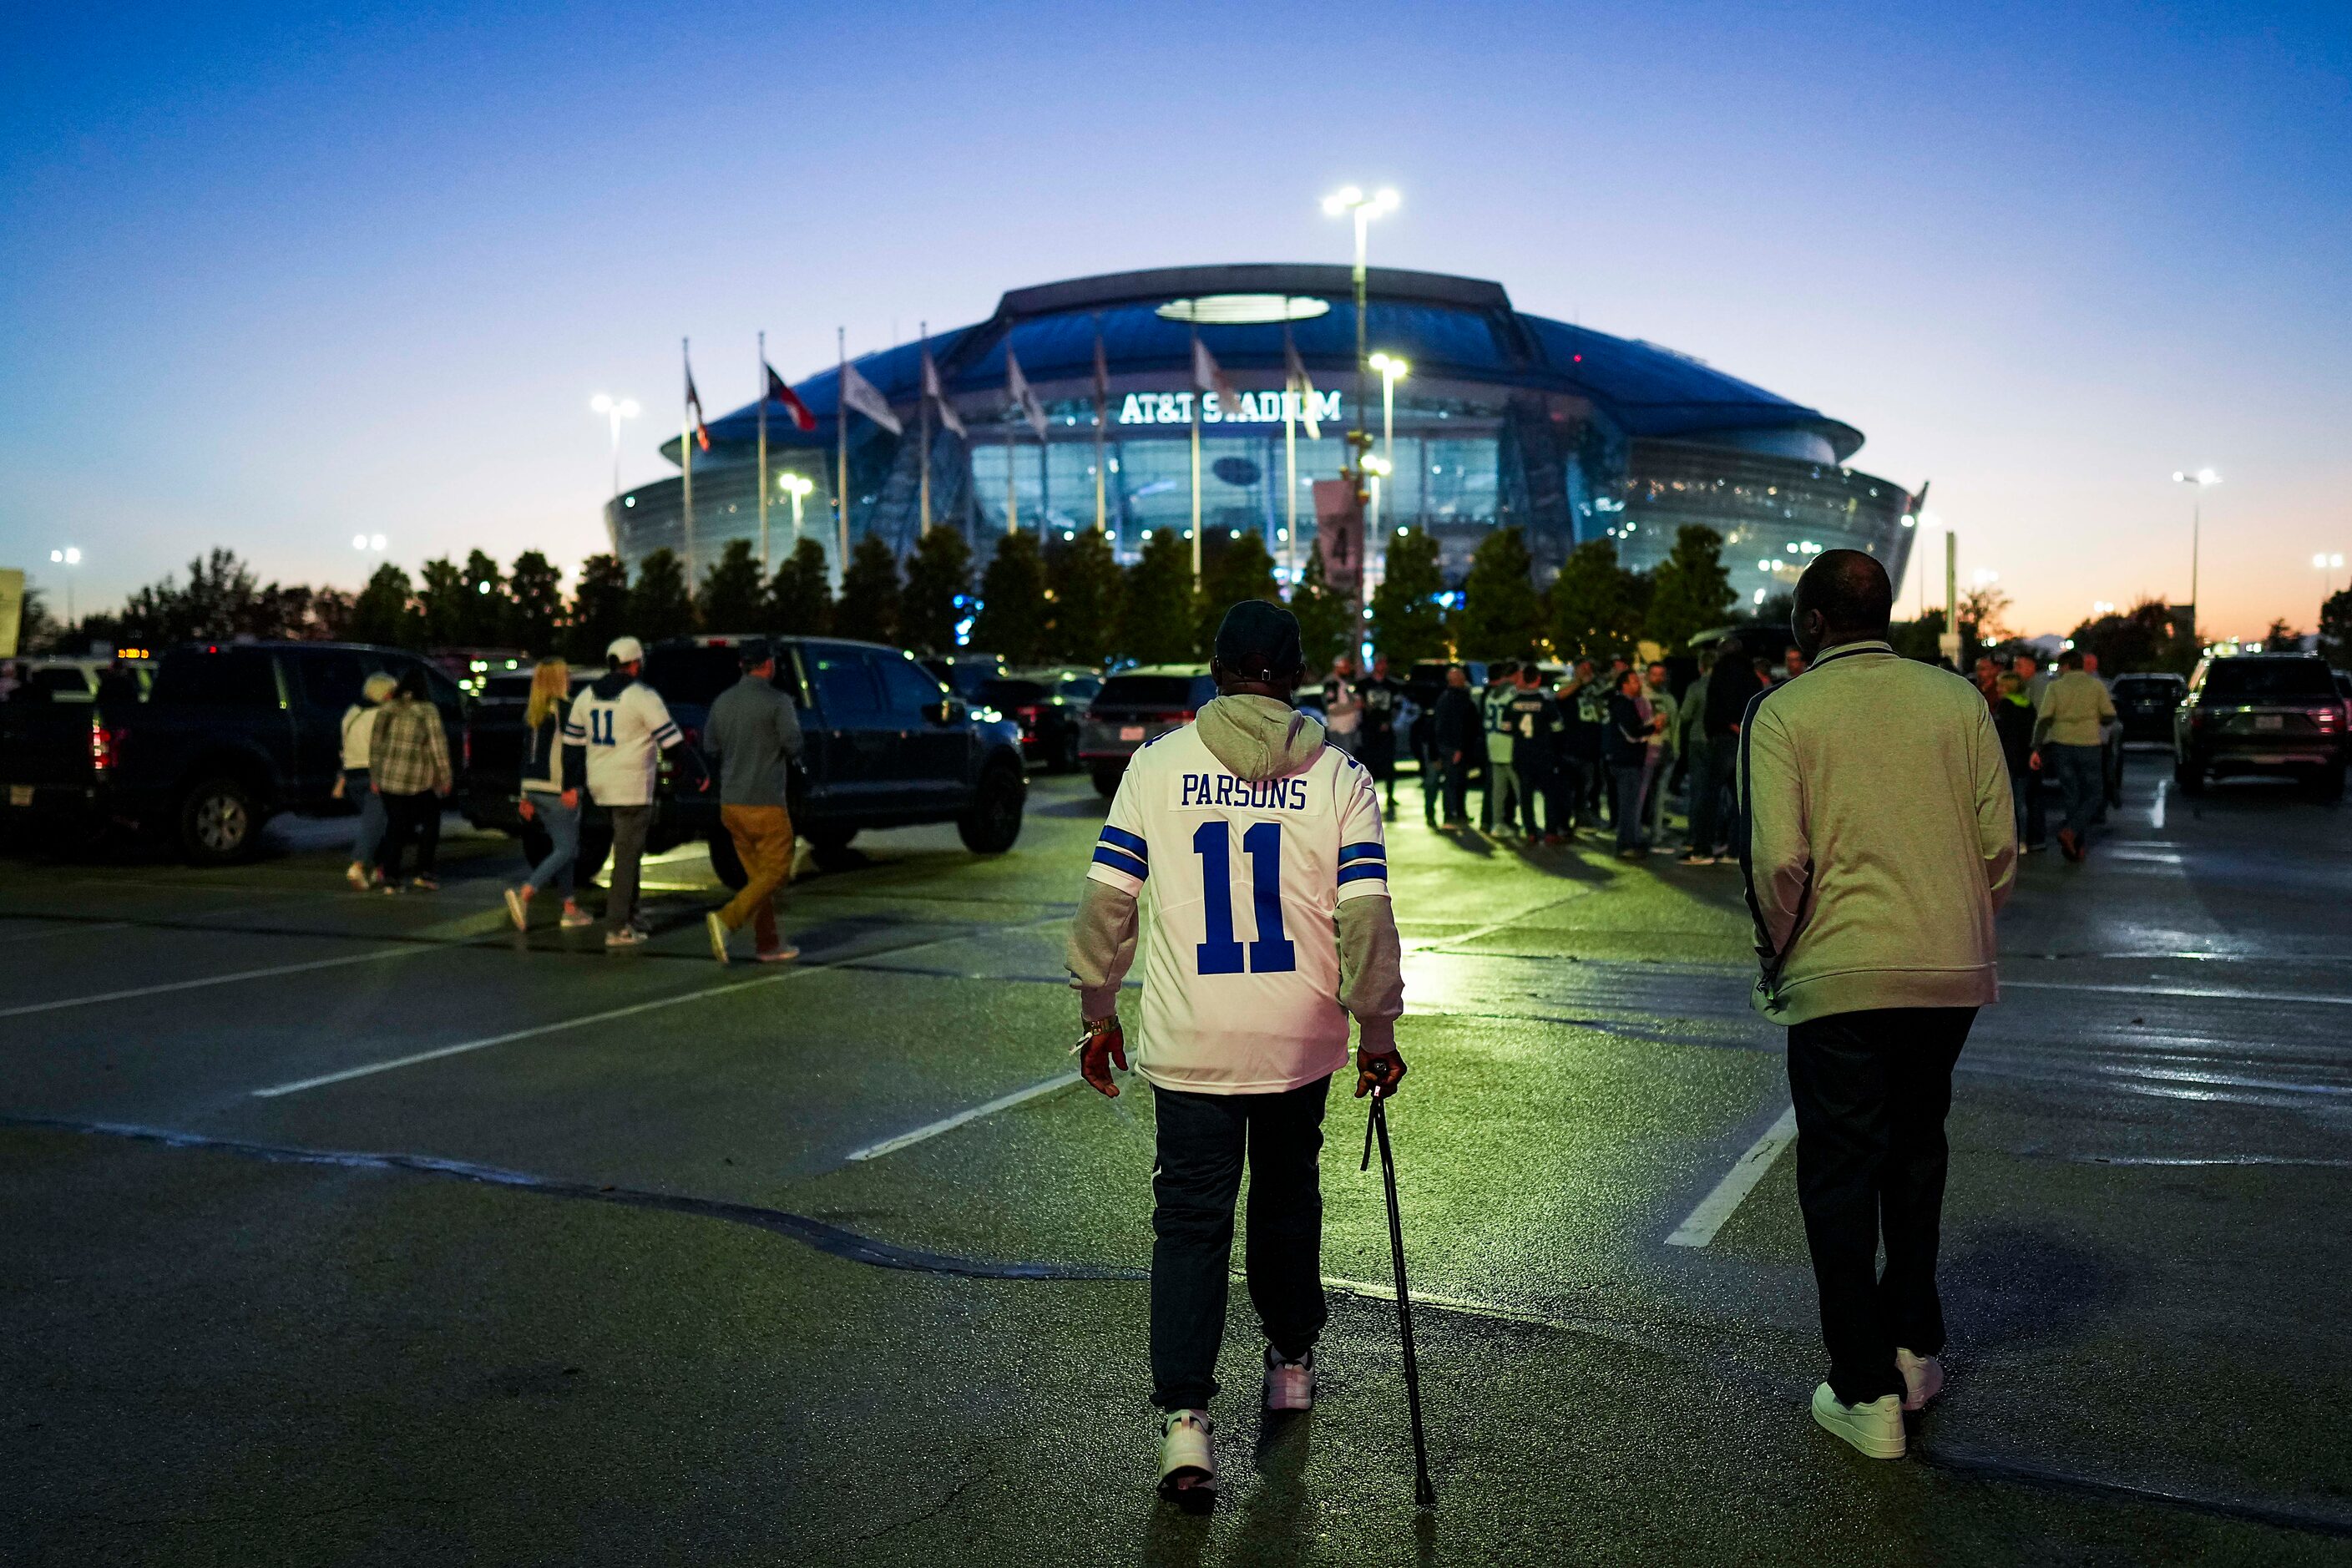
90, 722, 118, 774
2317, 706, 2343, 730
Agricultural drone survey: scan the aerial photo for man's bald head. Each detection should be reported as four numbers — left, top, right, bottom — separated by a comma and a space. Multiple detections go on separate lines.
1793, 549, 1893, 657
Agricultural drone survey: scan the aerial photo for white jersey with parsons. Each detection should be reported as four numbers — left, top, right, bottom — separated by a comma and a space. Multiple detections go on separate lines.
1087, 725, 1388, 1095
563, 680, 680, 807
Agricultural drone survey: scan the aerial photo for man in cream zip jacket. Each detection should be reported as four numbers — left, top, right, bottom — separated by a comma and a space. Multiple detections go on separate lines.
1738, 549, 2016, 1463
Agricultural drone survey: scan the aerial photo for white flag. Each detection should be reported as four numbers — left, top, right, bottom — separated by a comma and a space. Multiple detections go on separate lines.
922, 348, 966, 438
1006, 346, 1049, 439
1192, 336, 1242, 422
839, 360, 903, 437
1284, 331, 1321, 441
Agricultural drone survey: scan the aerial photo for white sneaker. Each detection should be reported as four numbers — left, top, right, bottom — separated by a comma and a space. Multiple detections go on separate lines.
1156, 1409, 1216, 1499
345, 861, 368, 890
1810, 1383, 1906, 1459
604, 924, 647, 948
503, 887, 529, 931
706, 911, 731, 964
1895, 1348, 1944, 1412
1263, 1345, 1316, 1413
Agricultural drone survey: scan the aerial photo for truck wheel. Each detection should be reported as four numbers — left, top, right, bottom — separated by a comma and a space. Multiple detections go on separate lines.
805, 827, 859, 871
1090, 762, 1124, 798
707, 828, 749, 890
180, 776, 262, 865
959, 760, 1027, 854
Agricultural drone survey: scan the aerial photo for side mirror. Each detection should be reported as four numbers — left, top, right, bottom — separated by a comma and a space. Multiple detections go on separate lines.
923, 697, 966, 726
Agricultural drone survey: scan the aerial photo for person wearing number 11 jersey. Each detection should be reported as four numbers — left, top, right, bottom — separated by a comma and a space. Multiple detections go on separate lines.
1066, 600, 1408, 1503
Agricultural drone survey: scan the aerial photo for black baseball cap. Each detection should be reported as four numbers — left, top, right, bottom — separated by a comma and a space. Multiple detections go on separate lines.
737, 639, 776, 670
1213, 599, 1304, 682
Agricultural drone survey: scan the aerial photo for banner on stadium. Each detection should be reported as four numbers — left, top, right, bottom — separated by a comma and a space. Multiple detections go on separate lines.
1313, 479, 1363, 597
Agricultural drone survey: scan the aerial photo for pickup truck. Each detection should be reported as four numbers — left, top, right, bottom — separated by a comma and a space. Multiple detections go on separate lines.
0, 641, 466, 863
460, 634, 1029, 887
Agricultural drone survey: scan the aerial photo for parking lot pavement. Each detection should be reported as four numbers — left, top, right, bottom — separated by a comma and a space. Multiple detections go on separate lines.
3, 760, 2349, 1564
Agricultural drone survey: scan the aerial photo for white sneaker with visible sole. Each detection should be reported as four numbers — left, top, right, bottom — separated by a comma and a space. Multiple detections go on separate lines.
1156, 1409, 1216, 1498
559, 905, 594, 929
604, 924, 647, 948
706, 911, 731, 964
1810, 1383, 1906, 1459
1895, 1348, 1944, 1412
753, 943, 800, 964
346, 861, 368, 890
1263, 1345, 1316, 1413
503, 888, 529, 931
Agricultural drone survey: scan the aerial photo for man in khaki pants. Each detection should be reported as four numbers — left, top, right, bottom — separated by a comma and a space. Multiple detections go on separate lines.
701, 640, 804, 964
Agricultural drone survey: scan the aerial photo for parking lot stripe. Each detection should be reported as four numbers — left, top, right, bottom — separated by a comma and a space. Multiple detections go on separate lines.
0, 947, 421, 1019
1665, 1105, 1798, 1248
843, 1073, 1083, 1163
249, 914, 1068, 1099
2004, 979, 2352, 1007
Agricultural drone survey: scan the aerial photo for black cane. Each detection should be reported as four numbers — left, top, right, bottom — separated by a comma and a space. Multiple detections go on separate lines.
1362, 1093, 1436, 1508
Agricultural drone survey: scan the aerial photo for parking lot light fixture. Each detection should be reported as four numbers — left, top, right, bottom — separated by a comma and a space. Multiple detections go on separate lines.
779, 471, 814, 544
2172, 468, 2222, 642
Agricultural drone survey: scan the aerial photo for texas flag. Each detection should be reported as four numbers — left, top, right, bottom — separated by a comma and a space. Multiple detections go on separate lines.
685, 367, 711, 452
763, 362, 818, 433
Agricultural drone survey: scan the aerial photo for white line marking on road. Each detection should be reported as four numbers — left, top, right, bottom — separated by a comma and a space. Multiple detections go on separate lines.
250, 914, 1068, 1099
1666, 1105, 1798, 1249
0, 920, 132, 946
0, 947, 421, 1020
843, 1073, 1083, 1162
2004, 979, 2352, 1007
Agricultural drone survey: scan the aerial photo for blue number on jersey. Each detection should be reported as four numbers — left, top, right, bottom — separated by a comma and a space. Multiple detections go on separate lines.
1191, 821, 1296, 975
590, 708, 615, 745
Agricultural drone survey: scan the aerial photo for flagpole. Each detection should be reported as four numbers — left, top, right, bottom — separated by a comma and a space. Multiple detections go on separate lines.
756, 331, 770, 575
1189, 324, 1202, 585
681, 336, 695, 584
918, 321, 932, 537
1092, 314, 1107, 536
836, 326, 849, 585
1004, 346, 1019, 538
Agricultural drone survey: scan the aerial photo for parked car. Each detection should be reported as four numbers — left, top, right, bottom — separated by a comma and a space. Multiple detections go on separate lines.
4, 655, 154, 704
462, 635, 1028, 884
923, 652, 1009, 703
2172, 652, 2347, 799
977, 669, 1101, 773
2111, 672, 2186, 743
0, 641, 465, 862
1080, 665, 1216, 796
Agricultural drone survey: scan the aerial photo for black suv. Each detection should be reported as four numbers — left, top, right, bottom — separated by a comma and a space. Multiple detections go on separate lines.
2172, 652, 2347, 799
463, 635, 1027, 883
2112, 672, 2186, 743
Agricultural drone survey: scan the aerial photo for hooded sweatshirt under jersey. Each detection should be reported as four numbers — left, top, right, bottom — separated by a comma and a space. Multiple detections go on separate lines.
1065, 693, 1405, 1095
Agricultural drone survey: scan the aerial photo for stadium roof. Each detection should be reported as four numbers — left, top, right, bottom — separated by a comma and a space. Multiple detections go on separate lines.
676, 263, 1864, 464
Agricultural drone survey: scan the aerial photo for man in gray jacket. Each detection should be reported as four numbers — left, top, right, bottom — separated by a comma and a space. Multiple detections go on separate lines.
1740, 550, 2016, 1461
701, 640, 805, 964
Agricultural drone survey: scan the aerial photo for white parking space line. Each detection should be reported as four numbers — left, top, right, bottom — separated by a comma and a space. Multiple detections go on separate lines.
844, 1072, 1084, 1162
1666, 1105, 1798, 1249
250, 914, 1070, 1099
2004, 979, 2352, 1007
0, 920, 132, 946
0, 947, 422, 1020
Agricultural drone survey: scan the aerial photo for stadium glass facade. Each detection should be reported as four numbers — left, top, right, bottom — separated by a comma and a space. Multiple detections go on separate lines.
609, 264, 1916, 612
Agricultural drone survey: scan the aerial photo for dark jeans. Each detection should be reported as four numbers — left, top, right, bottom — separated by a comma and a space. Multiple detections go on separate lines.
1687, 736, 1736, 852
1787, 1006, 1975, 1405
1610, 762, 1646, 851
376, 791, 440, 881
1512, 756, 1551, 835
2049, 743, 2103, 844
1435, 752, 1469, 823
1151, 1075, 1332, 1412
605, 802, 652, 929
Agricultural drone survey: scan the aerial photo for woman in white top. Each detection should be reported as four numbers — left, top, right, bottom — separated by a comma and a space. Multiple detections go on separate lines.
337, 672, 397, 888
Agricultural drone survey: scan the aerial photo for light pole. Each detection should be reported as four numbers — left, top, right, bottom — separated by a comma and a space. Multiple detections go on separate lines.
2314, 551, 2345, 604
47, 547, 80, 626
592, 394, 640, 552
1323, 185, 1399, 627
779, 472, 813, 548
2172, 467, 2220, 645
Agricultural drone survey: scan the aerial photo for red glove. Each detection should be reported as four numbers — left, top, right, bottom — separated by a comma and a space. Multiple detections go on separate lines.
1075, 1016, 1127, 1097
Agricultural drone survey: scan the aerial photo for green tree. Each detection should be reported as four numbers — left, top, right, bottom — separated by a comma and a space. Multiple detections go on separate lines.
116, 548, 271, 644
627, 549, 694, 642
1453, 526, 1544, 660
698, 539, 768, 632
768, 539, 833, 635
458, 549, 505, 645
1194, 531, 1280, 652
2068, 598, 2178, 674
2263, 618, 2303, 653
506, 550, 564, 653
972, 531, 1049, 663
835, 535, 901, 644
1119, 529, 1200, 665
1644, 525, 1737, 651
567, 554, 631, 662
1046, 528, 1122, 666
416, 557, 467, 647
1889, 609, 1945, 664
1289, 547, 1353, 672
1550, 537, 1645, 660
1369, 525, 1448, 666
2319, 588, 2352, 669
901, 527, 973, 655
349, 564, 420, 648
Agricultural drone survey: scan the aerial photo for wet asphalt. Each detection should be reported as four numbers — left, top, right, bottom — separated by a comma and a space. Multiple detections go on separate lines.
2, 751, 2348, 1565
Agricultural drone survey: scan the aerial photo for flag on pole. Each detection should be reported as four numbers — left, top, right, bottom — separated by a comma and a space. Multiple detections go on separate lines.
764, 362, 817, 432
685, 358, 711, 451
1192, 336, 1242, 422
1092, 326, 1111, 427
839, 360, 903, 436
922, 347, 966, 438
1005, 345, 1049, 438
1285, 329, 1321, 441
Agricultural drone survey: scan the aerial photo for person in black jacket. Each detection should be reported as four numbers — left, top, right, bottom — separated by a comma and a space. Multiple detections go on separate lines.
1429, 665, 1481, 830
1990, 670, 2041, 852
1684, 639, 1763, 862
1605, 668, 1656, 857
1505, 665, 1570, 843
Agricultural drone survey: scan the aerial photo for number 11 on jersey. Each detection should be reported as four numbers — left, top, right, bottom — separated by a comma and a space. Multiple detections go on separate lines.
1193, 821, 1297, 975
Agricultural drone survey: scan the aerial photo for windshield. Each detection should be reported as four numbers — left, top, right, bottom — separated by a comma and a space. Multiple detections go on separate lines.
2198, 660, 2336, 702
1095, 675, 1211, 710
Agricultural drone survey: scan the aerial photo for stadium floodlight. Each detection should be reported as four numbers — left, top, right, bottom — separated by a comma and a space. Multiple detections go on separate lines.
48, 546, 82, 623
2172, 468, 2223, 642
778, 471, 814, 541
591, 393, 641, 500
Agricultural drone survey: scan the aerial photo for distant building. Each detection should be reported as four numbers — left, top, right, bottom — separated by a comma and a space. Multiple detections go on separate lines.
611, 264, 1918, 604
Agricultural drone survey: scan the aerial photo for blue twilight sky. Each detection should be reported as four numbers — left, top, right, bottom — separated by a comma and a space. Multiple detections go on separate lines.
3, 1, 2347, 638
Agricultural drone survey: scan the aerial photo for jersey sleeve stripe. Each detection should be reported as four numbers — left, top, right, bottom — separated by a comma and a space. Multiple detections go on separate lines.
1336, 862, 1388, 886
1091, 846, 1149, 881
1097, 825, 1148, 857
650, 722, 680, 741
1337, 842, 1386, 864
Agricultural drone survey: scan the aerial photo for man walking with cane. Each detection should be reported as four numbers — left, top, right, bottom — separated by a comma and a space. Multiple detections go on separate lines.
1741, 550, 2016, 1460
1066, 599, 1408, 1503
